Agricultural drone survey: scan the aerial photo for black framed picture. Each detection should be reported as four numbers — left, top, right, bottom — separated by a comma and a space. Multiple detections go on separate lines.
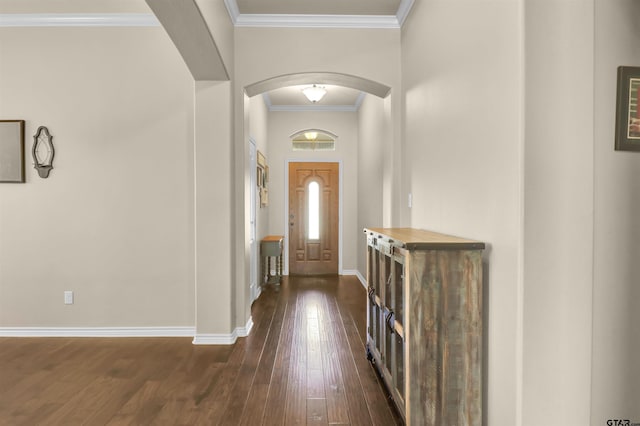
615, 66, 640, 152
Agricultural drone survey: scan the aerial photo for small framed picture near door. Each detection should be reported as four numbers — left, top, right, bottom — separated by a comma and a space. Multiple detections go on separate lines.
0, 120, 25, 183
615, 66, 640, 152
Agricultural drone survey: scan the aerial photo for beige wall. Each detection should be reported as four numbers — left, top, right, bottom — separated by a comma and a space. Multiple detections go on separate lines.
524, 1, 595, 424
193, 80, 234, 336
357, 94, 386, 276
249, 95, 270, 245
0, 27, 195, 327
266, 110, 359, 273
234, 28, 400, 91
592, 0, 640, 423
403, 0, 639, 424
401, 1, 523, 424
196, 0, 234, 76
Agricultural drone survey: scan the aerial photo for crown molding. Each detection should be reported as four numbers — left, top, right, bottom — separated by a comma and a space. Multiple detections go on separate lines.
270, 104, 360, 112
224, 0, 413, 28
262, 93, 273, 109
223, 0, 240, 25
1, 1, 413, 29
234, 14, 399, 29
396, 0, 415, 26
0, 13, 159, 27
354, 92, 367, 109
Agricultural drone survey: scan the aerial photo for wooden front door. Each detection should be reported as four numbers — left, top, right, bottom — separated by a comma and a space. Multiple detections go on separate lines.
288, 162, 339, 275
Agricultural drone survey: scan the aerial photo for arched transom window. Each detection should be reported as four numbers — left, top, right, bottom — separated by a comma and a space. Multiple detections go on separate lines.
290, 129, 337, 151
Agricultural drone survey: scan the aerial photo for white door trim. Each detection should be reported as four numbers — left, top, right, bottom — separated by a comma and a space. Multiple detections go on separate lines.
249, 138, 259, 302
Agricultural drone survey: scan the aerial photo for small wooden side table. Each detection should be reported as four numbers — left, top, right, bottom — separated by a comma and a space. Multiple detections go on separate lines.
261, 235, 284, 285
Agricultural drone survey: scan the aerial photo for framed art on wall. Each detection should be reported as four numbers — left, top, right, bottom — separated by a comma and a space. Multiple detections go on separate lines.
257, 150, 266, 168
0, 120, 25, 183
615, 66, 640, 152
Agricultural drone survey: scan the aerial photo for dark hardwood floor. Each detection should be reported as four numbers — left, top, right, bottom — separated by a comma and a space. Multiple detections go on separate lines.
0, 275, 402, 425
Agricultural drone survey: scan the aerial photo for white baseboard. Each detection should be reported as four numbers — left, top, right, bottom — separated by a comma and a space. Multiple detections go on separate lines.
0, 326, 195, 338
192, 316, 254, 345
355, 270, 367, 288
0, 317, 255, 346
342, 269, 367, 288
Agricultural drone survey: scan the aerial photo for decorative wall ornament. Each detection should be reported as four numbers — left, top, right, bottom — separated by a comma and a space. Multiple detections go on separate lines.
256, 150, 268, 207
32, 126, 54, 178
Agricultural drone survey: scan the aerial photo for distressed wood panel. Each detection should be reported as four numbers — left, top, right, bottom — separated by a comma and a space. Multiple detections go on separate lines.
408, 249, 482, 426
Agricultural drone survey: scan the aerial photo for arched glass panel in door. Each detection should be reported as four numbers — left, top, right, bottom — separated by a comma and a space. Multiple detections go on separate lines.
308, 181, 320, 240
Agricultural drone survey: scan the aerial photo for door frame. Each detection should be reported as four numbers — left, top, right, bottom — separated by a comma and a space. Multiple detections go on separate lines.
249, 138, 259, 302
284, 159, 343, 276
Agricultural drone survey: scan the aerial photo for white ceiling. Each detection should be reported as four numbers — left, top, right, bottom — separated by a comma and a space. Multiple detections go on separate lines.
264, 85, 366, 112
235, 0, 401, 16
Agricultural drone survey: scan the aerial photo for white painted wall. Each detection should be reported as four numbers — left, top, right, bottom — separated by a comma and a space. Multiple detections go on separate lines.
193, 80, 234, 337
266, 111, 359, 273
401, 1, 523, 424
591, 0, 640, 423
357, 94, 385, 276
249, 95, 270, 245
195, 0, 234, 76
524, 1, 595, 424
0, 27, 194, 327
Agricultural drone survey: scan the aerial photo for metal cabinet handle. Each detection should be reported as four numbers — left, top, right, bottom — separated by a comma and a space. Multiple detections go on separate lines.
385, 309, 395, 334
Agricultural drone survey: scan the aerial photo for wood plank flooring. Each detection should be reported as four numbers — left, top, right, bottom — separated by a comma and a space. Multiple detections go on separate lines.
0, 275, 402, 425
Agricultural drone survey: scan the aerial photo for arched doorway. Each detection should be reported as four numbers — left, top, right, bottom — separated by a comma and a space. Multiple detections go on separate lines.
236, 71, 394, 326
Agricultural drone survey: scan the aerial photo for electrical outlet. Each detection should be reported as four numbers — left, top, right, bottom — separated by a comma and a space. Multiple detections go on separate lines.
64, 291, 74, 305
408, 193, 412, 208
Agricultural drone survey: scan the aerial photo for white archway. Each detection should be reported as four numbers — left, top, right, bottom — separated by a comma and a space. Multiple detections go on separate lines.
245, 72, 391, 99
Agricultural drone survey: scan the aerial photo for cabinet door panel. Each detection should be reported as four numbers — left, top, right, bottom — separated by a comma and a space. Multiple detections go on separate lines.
394, 333, 405, 401
393, 255, 404, 330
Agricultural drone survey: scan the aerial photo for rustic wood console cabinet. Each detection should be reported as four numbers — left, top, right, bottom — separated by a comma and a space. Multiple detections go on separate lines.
364, 227, 485, 425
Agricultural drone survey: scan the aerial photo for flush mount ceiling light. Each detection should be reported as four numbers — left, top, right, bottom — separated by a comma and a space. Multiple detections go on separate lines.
302, 84, 326, 103
304, 131, 318, 140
